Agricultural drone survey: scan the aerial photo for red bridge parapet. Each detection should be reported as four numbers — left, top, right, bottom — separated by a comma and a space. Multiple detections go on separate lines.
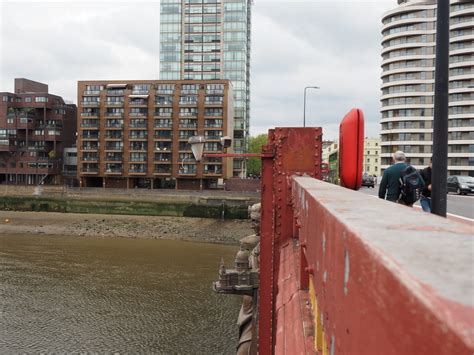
265, 176, 474, 354
257, 127, 474, 354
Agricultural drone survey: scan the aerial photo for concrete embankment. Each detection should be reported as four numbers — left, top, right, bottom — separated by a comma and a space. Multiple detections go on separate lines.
0, 186, 260, 219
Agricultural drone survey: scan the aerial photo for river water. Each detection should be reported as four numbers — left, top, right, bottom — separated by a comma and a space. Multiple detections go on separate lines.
0, 234, 241, 354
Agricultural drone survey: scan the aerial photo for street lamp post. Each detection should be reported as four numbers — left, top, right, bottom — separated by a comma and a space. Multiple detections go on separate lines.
431, 0, 450, 217
303, 86, 320, 127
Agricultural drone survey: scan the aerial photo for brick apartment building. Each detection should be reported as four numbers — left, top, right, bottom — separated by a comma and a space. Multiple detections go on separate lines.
0, 78, 77, 185
77, 80, 234, 190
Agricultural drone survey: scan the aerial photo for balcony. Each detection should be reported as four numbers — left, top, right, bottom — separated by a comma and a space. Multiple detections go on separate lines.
105, 112, 124, 118
129, 99, 148, 107
154, 165, 172, 175
80, 166, 99, 174
206, 89, 224, 95
105, 133, 123, 140
105, 145, 123, 151
105, 100, 124, 106
81, 154, 99, 162
129, 165, 147, 174
131, 90, 149, 95
154, 153, 172, 162
204, 168, 222, 176
129, 112, 147, 118
154, 112, 172, 118
81, 133, 99, 140
154, 143, 172, 152
204, 124, 223, 129
154, 132, 172, 140
129, 121, 148, 129
0, 143, 16, 152
15, 117, 35, 129
83, 90, 101, 95
129, 143, 147, 151
81, 145, 99, 151
106, 89, 125, 95
81, 112, 99, 118
155, 102, 173, 107
179, 123, 198, 129
81, 101, 100, 107
154, 121, 172, 128
178, 165, 197, 175
105, 166, 123, 174
179, 100, 198, 106
106, 121, 124, 129
105, 154, 123, 162
129, 134, 148, 140
81, 121, 99, 128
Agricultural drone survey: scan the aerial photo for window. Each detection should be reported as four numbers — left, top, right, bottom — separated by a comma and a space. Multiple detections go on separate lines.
132, 84, 150, 94
180, 95, 198, 104
156, 84, 175, 94
205, 108, 223, 116
35, 96, 48, 103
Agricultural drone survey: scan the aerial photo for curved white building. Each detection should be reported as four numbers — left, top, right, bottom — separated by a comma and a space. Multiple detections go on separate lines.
381, 0, 474, 176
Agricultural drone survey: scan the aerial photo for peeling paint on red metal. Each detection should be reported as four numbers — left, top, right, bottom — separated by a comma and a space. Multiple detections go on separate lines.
275, 240, 316, 355
292, 176, 474, 354
259, 129, 276, 355
259, 128, 322, 355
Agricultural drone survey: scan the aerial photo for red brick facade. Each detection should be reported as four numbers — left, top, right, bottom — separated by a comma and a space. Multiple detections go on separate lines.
0, 79, 77, 185
77, 80, 234, 189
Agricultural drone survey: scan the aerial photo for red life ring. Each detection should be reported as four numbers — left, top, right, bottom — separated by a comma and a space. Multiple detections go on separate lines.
339, 108, 364, 190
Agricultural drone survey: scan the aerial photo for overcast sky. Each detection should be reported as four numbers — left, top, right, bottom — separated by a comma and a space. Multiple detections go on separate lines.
0, 0, 396, 140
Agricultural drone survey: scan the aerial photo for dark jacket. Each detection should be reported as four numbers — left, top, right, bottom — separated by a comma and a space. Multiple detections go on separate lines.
420, 167, 431, 198
378, 162, 408, 202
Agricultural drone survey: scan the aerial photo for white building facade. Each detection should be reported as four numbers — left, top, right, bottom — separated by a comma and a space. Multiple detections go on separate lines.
381, 0, 474, 176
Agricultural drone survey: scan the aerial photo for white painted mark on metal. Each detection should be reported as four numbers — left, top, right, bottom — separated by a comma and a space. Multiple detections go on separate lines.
330, 335, 335, 355
344, 249, 350, 296
323, 270, 327, 283
322, 232, 326, 253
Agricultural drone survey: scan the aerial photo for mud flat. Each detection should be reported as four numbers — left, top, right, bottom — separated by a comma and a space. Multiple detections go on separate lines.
0, 211, 253, 245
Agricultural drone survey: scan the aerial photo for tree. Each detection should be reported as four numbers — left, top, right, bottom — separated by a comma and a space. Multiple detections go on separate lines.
247, 134, 268, 176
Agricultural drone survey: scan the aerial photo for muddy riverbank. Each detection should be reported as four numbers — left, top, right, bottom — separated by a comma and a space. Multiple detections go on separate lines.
0, 211, 253, 245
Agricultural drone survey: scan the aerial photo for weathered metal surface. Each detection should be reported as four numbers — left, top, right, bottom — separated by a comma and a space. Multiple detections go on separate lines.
274, 240, 316, 355
259, 129, 276, 355
292, 176, 474, 354
259, 127, 322, 355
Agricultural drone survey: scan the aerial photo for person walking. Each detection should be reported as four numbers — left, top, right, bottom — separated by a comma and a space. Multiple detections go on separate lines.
419, 158, 432, 212
378, 151, 409, 204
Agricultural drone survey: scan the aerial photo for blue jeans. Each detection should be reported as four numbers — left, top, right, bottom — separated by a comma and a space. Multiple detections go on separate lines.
420, 196, 431, 212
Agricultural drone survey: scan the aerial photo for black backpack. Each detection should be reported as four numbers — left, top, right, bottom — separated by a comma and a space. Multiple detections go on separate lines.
398, 165, 425, 205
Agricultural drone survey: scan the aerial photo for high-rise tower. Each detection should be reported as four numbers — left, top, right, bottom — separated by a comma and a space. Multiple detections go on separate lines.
381, 0, 473, 176
160, 0, 252, 176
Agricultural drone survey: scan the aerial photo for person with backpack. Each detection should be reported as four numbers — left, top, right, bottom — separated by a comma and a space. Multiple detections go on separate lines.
379, 151, 425, 206
419, 158, 432, 212
378, 151, 409, 203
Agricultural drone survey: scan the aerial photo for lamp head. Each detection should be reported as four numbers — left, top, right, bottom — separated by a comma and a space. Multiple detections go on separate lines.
188, 135, 206, 161
220, 136, 232, 149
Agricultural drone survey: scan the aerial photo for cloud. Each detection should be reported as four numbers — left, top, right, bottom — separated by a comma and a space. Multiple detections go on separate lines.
0, 0, 393, 140
250, 2, 393, 139
0, 2, 159, 101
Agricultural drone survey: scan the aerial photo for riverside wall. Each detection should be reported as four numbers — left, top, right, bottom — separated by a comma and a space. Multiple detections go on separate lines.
0, 186, 260, 219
